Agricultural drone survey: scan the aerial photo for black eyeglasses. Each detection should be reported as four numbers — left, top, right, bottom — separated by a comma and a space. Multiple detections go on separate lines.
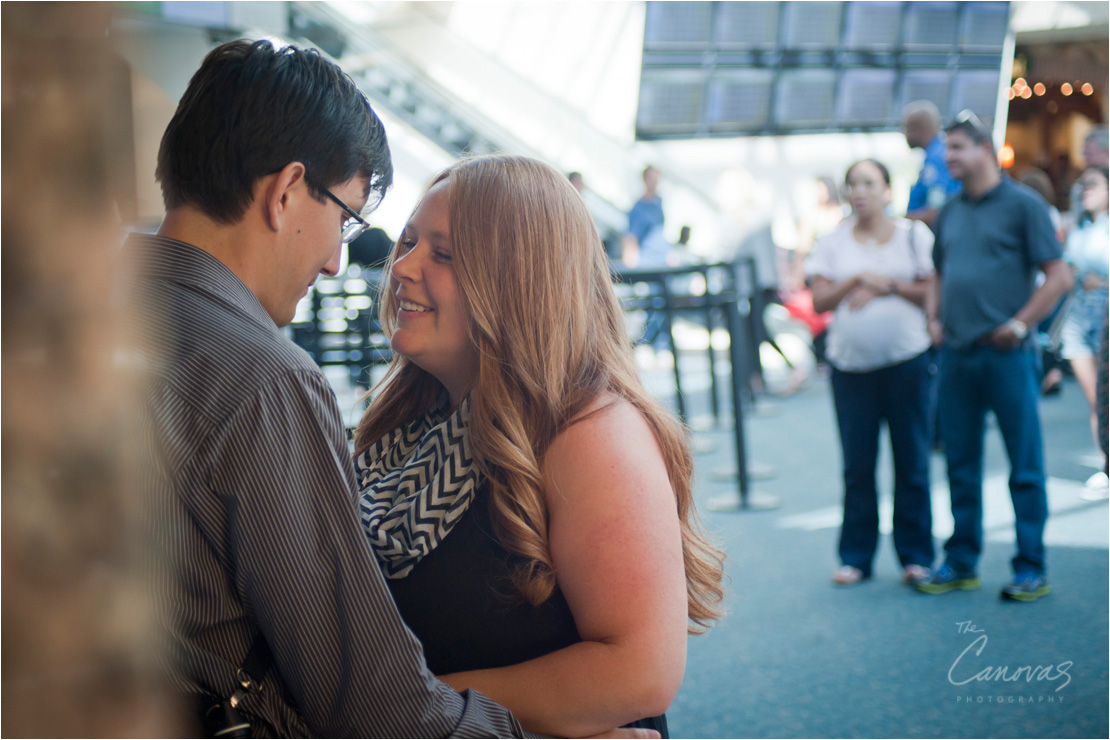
320, 186, 371, 244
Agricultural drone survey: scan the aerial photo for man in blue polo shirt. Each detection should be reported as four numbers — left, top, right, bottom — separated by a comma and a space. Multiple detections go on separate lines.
903, 101, 962, 228
918, 111, 1073, 602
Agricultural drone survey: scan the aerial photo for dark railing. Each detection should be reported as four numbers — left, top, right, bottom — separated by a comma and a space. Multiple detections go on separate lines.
290, 259, 768, 508
613, 259, 764, 507
288, 266, 390, 390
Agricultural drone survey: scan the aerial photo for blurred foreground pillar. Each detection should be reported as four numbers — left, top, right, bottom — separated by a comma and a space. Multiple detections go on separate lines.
2, 3, 182, 736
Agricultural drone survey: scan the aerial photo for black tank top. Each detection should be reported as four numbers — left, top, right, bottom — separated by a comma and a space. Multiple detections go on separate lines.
386, 482, 668, 736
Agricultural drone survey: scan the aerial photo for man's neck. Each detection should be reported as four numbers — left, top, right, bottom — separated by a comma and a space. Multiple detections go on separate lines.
962, 166, 1002, 200
159, 207, 262, 294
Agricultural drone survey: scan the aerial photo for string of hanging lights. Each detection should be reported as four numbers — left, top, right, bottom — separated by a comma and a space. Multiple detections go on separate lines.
1008, 77, 1097, 100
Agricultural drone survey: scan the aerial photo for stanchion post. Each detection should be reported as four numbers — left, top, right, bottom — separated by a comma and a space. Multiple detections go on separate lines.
703, 264, 721, 423
707, 263, 781, 512
733, 258, 758, 406
722, 288, 751, 505
659, 277, 686, 421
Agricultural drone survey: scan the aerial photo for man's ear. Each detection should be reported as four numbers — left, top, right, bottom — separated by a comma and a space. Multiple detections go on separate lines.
261, 161, 308, 233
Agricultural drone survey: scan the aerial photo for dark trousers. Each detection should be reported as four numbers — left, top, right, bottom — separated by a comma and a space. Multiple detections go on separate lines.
831, 351, 936, 575
937, 344, 1048, 576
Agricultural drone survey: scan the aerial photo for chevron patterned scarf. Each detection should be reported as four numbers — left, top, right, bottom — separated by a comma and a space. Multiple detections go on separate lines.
355, 398, 480, 579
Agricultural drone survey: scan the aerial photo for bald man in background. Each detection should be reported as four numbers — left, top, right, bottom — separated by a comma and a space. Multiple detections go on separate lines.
903, 100, 962, 228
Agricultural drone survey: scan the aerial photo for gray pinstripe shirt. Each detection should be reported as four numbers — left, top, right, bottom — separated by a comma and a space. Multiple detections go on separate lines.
132, 235, 525, 738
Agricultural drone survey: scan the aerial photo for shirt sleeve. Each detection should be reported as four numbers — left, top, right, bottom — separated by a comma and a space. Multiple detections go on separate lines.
805, 231, 837, 280
1023, 192, 1064, 266
910, 220, 936, 278
1063, 224, 1081, 267
628, 201, 648, 242
211, 369, 526, 738
907, 178, 927, 213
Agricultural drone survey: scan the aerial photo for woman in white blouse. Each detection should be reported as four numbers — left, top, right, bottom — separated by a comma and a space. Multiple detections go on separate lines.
806, 159, 937, 587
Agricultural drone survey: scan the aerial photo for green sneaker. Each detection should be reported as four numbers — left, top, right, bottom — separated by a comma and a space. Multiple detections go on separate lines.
1000, 573, 1051, 602
915, 564, 981, 594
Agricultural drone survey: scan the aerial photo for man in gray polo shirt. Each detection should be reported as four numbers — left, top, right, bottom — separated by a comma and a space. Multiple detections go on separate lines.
918, 111, 1073, 602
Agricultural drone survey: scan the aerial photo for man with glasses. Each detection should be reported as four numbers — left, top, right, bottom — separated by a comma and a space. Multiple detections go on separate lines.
916, 110, 1073, 602
128, 39, 610, 738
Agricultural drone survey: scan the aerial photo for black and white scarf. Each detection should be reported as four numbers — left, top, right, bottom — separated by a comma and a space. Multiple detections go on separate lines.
355, 398, 480, 579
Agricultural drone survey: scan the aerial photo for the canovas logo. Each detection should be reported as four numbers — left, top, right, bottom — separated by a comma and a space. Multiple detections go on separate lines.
948, 620, 1072, 694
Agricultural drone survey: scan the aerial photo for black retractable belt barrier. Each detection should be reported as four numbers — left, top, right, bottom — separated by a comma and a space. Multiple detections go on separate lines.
613, 260, 767, 508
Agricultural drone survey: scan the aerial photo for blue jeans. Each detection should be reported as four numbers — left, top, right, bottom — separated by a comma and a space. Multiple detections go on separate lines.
831, 351, 936, 576
936, 344, 1048, 576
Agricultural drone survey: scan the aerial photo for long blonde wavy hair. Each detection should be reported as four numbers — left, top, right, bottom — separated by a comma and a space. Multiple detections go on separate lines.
354, 154, 725, 632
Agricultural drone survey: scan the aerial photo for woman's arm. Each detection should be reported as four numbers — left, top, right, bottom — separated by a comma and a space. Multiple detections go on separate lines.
889, 274, 932, 308
810, 274, 860, 313
814, 271, 932, 313
925, 273, 943, 346
439, 398, 689, 737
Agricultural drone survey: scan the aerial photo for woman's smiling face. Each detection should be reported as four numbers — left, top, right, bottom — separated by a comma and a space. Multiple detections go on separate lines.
389, 179, 479, 406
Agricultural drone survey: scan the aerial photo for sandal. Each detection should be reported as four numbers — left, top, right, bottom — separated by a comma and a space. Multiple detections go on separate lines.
832, 565, 866, 586
902, 564, 932, 585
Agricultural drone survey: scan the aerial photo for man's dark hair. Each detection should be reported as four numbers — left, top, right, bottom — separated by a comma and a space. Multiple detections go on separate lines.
156, 39, 392, 223
945, 109, 993, 148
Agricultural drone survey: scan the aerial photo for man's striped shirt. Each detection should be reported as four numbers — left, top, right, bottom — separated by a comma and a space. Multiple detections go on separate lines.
131, 235, 525, 737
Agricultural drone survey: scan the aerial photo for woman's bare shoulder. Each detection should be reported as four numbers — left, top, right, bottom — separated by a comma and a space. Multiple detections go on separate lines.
555, 393, 654, 452
544, 392, 669, 503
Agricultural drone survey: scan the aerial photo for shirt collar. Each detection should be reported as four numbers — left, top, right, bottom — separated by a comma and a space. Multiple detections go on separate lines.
958, 173, 1008, 204
124, 233, 277, 331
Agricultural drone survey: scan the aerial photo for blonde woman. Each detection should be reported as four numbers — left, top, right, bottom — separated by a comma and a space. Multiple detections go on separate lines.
353, 155, 724, 738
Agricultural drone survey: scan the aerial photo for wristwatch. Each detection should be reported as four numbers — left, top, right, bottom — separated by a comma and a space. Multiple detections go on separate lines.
1006, 318, 1029, 340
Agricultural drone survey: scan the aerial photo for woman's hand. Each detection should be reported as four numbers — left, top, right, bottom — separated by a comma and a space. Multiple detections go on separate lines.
928, 317, 944, 347
810, 275, 856, 313
846, 284, 883, 310
855, 271, 895, 294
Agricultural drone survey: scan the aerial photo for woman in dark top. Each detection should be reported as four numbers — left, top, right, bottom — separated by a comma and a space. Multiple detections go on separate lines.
352, 155, 724, 737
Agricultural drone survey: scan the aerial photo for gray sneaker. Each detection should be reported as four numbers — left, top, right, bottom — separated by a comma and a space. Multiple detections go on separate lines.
1000, 573, 1051, 602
